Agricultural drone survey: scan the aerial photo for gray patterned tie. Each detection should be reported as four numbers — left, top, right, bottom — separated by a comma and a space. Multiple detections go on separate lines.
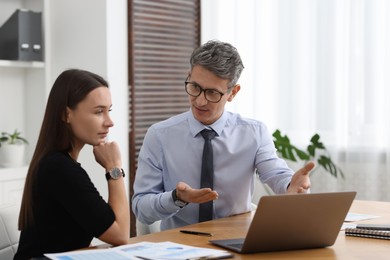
199, 129, 216, 222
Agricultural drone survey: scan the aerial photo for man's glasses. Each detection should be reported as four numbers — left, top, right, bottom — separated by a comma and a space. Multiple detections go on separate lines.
184, 81, 232, 103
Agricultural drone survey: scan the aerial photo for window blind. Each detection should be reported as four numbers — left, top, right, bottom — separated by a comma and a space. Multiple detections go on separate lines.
128, 0, 200, 236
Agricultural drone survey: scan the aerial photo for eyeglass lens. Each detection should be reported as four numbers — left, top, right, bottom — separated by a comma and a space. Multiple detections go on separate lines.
185, 82, 223, 103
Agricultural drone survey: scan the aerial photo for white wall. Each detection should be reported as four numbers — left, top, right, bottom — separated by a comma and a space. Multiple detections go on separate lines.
46, 0, 129, 198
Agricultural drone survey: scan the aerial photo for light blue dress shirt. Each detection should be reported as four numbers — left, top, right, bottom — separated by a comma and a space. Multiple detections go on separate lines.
132, 110, 294, 230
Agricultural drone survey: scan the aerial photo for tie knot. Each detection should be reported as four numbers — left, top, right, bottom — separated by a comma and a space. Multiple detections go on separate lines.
200, 129, 216, 141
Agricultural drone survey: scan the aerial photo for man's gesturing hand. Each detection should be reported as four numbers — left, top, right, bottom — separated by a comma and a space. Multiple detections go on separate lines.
175, 181, 219, 204
287, 161, 315, 193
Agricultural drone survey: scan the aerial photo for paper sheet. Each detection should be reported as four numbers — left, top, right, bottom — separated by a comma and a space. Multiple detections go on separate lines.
345, 212, 379, 222
45, 241, 233, 260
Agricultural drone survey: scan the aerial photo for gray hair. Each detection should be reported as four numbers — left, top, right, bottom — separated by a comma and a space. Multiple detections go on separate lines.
190, 40, 244, 87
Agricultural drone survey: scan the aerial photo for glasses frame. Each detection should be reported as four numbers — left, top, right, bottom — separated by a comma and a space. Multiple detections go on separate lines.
184, 80, 233, 103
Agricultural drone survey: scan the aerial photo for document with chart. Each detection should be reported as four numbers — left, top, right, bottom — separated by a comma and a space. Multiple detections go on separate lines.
45, 241, 233, 260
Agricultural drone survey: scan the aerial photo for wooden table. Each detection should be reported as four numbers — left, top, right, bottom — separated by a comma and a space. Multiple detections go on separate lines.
128, 200, 390, 259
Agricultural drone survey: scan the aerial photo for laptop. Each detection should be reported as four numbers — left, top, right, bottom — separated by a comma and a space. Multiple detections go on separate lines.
210, 191, 356, 253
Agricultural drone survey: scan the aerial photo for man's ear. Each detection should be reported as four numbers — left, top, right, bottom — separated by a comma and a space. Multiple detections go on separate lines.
228, 84, 241, 102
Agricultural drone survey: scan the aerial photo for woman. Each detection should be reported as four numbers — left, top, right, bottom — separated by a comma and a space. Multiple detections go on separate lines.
14, 69, 130, 259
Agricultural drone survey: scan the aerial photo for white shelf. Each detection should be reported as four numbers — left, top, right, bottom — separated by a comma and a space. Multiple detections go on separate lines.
0, 166, 28, 181
0, 59, 44, 68
0, 0, 129, 205
0, 166, 28, 205
0, 0, 46, 166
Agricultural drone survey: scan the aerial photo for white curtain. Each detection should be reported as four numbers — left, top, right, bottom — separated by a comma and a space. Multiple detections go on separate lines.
201, 0, 390, 201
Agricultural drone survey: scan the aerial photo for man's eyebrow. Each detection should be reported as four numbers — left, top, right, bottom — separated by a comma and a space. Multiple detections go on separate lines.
189, 81, 210, 89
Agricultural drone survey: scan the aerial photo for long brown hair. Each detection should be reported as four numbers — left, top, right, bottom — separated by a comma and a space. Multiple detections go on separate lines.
18, 69, 109, 230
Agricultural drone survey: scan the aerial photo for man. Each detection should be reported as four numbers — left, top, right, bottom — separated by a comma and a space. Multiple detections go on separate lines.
132, 40, 314, 231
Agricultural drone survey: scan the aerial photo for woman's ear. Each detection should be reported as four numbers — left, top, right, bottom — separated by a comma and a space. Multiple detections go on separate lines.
228, 84, 241, 102
64, 107, 71, 123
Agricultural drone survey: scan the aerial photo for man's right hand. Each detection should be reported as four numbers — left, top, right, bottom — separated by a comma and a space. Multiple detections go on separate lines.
175, 181, 218, 204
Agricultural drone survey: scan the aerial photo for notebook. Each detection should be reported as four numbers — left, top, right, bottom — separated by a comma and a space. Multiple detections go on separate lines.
210, 191, 356, 254
345, 224, 390, 240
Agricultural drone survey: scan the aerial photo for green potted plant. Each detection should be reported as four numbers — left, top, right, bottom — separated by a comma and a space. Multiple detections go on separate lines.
273, 129, 344, 179
0, 129, 29, 167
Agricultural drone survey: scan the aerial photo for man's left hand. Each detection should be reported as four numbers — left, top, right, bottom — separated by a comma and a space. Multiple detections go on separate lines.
287, 161, 315, 193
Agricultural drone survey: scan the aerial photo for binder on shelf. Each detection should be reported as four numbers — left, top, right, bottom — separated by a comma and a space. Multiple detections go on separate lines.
0, 9, 43, 61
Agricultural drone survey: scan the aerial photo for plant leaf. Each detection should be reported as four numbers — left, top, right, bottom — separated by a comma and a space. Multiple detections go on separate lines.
0, 129, 28, 145
307, 133, 326, 157
273, 129, 310, 162
273, 129, 344, 180
317, 155, 344, 178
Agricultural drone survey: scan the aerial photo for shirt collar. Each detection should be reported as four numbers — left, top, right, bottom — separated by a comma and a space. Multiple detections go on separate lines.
187, 109, 228, 137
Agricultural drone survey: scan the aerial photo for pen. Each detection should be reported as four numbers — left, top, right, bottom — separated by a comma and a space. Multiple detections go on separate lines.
180, 230, 213, 237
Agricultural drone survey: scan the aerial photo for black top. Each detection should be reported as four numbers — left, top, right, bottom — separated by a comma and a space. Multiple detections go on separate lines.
14, 151, 115, 260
